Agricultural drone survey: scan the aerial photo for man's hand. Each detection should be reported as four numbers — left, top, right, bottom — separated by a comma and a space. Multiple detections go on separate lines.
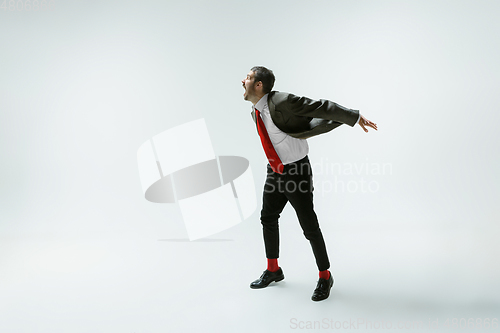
358, 115, 378, 132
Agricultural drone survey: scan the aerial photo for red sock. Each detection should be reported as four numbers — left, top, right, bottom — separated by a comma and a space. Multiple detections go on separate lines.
267, 258, 279, 272
319, 270, 330, 280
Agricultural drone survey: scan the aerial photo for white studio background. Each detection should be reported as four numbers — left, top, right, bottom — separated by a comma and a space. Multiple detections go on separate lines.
1, 0, 499, 332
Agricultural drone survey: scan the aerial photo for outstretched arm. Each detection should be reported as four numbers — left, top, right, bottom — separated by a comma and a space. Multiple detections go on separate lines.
357, 114, 378, 132
283, 93, 360, 126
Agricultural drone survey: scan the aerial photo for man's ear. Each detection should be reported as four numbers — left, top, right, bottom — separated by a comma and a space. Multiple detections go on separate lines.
255, 81, 263, 91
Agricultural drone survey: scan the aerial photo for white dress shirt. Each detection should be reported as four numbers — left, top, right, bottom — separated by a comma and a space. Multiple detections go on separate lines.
254, 94, 309, 165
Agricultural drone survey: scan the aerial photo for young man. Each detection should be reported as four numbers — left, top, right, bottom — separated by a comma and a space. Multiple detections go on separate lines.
242, 66, 377, 301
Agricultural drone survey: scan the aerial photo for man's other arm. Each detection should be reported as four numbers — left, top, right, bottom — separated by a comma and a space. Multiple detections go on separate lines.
279, 93, 377, 132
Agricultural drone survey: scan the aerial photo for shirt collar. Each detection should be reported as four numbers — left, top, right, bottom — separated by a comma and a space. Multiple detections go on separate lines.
253, 93, 269, 112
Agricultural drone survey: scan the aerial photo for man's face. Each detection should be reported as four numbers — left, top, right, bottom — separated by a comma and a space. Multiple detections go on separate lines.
241, 71, 258, 101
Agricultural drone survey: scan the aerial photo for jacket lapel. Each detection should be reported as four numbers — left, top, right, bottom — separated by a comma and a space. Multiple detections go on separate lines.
250, 109, 258, 133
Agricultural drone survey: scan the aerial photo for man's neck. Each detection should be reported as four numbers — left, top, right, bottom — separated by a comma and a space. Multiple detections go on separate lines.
251, 93, 266, 105
253, 94, 269, 110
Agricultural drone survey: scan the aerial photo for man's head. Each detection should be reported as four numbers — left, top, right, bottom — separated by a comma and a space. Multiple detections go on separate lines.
241, 66, 275, 104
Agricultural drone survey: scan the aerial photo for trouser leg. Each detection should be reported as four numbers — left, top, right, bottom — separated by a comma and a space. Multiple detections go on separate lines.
260, 164, 288, 259
283, 156, 330, 271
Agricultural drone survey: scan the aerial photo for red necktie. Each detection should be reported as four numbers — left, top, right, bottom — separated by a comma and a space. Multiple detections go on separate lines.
255, 108, 284, 174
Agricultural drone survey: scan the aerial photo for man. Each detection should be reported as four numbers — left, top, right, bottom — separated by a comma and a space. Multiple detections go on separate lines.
242, 66, 377, 301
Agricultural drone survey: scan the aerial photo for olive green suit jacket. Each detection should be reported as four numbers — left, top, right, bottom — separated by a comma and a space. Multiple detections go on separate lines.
251, 91, 359, 139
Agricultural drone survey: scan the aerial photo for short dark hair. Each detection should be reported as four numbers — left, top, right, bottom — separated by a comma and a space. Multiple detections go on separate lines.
251, 66, 275, 94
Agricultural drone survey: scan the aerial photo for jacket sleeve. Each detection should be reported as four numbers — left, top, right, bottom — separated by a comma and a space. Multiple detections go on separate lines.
284, 93, 360, 127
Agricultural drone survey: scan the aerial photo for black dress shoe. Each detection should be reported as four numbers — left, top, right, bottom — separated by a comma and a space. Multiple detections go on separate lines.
311, 275, 334, 301
250, 268, 284, 289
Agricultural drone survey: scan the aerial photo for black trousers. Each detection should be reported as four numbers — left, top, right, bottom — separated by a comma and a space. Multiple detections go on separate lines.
260, 155, 330, 271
